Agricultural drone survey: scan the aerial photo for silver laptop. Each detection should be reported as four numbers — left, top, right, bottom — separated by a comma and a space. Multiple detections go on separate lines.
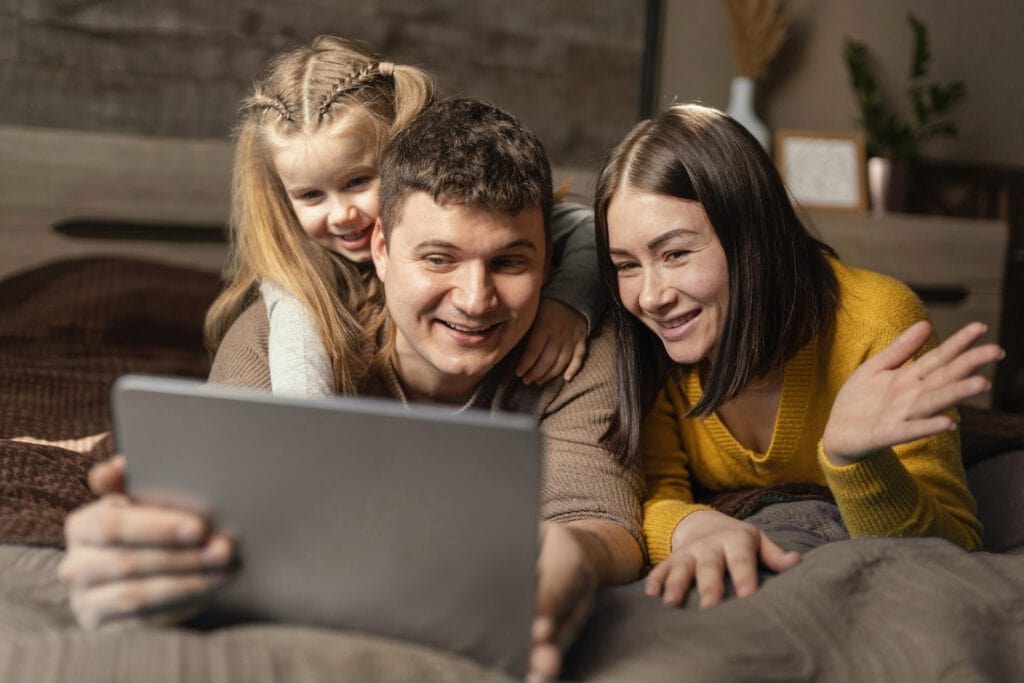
112, 374, 540, 675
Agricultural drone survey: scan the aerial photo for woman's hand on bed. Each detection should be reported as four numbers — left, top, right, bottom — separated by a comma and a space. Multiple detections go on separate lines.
58, 456, 234, 629
823, 321, 1004, 466
645, 510, 799, 609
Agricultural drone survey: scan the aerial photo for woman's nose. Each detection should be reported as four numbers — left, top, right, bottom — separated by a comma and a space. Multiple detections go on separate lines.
639, 268, 674, 313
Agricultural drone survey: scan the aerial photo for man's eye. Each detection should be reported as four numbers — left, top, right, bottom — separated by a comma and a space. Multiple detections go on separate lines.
493, 257, 527, 270
424, 255, 453, 267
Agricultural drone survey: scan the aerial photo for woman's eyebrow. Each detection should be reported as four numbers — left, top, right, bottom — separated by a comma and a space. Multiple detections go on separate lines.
646, 228, 698, 251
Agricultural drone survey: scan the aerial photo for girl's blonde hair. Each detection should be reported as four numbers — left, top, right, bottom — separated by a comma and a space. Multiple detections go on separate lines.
204, 35, 434, 393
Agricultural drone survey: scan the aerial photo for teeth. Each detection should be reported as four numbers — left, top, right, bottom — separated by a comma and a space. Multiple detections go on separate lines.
661, 311, 698, 328
339, 226, 371, 242
442, 321, 497, 334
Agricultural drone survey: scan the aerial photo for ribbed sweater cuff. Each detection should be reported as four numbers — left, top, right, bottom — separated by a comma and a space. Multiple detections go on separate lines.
643, 500, 714, 564
817, 443, 921, 537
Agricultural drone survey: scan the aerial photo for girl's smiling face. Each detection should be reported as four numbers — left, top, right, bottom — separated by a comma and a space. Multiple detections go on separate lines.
606, 186, 730, 365
272, 117, 381, 263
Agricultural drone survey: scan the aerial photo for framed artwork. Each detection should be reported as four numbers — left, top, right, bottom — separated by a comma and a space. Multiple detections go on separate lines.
774, 130, 868, 212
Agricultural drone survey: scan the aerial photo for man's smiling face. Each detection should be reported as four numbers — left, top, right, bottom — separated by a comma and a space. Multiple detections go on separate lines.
371, 191, 546, 403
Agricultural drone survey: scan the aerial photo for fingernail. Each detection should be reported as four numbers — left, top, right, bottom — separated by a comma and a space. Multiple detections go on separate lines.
531, 617, 554, 641
202, 537, 231, 566
178, 518, 203, 543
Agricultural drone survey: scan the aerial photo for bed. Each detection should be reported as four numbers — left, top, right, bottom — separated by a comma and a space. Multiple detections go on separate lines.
3, 122, 1024, 681
1, 253, 1023, 682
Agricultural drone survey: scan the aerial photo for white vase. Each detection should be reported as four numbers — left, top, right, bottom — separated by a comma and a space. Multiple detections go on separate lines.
867, 156, 892, 215
726, 76, 770, 152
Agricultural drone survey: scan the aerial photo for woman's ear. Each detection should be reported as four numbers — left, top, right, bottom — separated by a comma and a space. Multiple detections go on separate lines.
370, 219, 387, 282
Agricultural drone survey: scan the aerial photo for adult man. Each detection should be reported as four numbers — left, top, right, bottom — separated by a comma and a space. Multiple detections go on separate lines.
60, 98, 644, 681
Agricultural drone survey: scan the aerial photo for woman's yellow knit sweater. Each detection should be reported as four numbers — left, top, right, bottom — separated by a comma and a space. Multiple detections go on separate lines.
642, 259, 982, 563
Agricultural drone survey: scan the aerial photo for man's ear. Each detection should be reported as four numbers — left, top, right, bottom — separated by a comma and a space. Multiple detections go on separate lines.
370, 218, 387, 282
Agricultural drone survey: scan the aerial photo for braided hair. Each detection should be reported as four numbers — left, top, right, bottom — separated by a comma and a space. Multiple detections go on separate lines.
205, 36, 434, 394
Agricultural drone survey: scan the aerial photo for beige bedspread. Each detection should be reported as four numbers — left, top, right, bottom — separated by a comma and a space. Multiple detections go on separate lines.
1, 538, 1022, 682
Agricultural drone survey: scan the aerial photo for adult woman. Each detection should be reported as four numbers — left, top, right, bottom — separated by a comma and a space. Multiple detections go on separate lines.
594, 104, 1002, 608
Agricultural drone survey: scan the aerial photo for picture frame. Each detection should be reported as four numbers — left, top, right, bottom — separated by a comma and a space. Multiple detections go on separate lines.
774, 130, 868, 212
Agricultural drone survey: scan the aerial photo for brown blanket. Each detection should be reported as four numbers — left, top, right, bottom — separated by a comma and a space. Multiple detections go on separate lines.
0, 256, 220, 545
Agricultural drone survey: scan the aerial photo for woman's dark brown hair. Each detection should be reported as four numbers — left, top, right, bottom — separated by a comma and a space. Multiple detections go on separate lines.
594, 104, 838, 455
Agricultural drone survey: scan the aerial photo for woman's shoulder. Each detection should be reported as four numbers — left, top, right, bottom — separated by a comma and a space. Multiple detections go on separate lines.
828, 257, 928, 344
830, 257, 911, 294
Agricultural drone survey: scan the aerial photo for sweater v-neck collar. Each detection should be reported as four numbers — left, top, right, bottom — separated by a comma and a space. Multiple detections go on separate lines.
684, 337, 817, 465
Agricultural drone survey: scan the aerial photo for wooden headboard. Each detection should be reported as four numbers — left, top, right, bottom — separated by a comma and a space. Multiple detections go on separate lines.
0, 126, 232, 280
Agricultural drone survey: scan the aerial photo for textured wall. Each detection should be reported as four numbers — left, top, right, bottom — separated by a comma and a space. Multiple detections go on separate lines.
656, 0, 1024, 166
1, 1, 646, 167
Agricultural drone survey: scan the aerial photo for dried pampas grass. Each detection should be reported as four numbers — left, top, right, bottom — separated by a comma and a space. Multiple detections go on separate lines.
723, 0, 792, 80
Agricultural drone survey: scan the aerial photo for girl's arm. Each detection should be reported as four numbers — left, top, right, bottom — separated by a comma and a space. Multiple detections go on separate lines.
543, 202, 607, 331
516, 202, 608, 384
260, 280, 334, 397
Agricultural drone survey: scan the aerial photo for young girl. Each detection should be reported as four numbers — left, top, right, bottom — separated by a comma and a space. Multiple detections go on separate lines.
204, 36, 602, 396
593, 104, 1003, 608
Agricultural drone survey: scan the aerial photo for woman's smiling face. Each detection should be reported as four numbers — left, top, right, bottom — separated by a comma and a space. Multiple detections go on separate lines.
606, 186, 729, 365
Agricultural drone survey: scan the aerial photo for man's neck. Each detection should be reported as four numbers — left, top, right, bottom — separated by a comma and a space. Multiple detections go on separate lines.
389, 353, 482, 407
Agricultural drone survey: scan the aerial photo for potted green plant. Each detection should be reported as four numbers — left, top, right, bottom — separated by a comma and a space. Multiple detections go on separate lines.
844, 12, 966, 213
